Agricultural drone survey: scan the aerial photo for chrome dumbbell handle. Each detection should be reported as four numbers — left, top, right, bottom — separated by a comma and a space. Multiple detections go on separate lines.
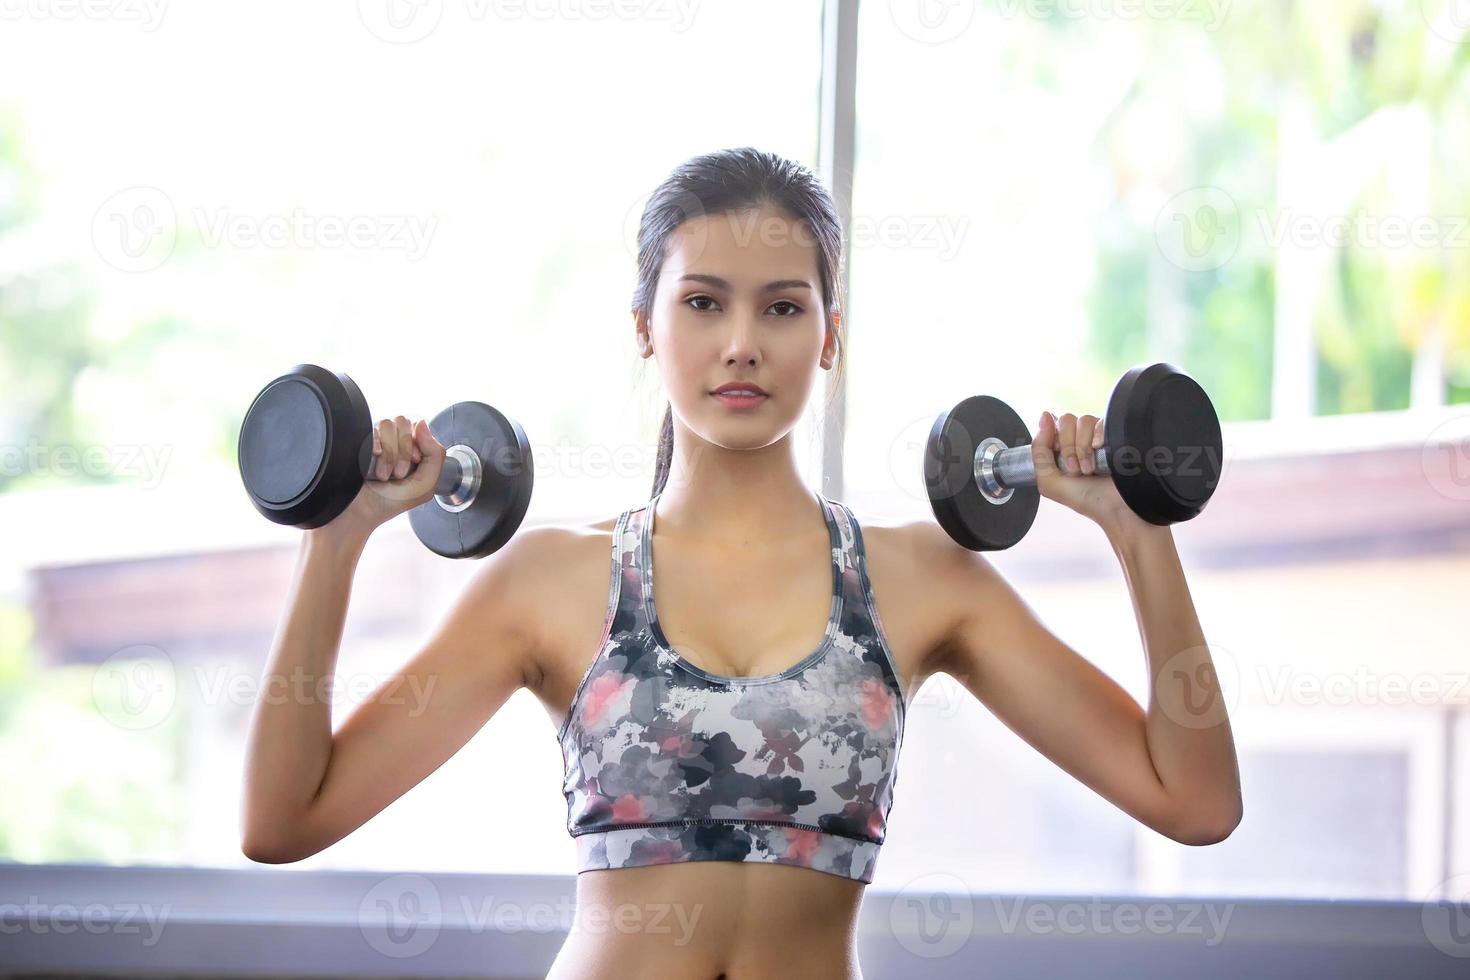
973, 439, 1111, 503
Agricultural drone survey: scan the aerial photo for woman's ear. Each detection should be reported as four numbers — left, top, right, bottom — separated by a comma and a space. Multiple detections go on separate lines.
633, 310, 653, 358
820, 311, 840, 369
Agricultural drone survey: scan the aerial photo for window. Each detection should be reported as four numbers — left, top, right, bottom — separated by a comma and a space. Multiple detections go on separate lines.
847, 1, 1470, 900
0, 0, 824, 873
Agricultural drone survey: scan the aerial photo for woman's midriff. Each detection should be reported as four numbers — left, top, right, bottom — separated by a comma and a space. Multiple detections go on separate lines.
543, 859, 867, 980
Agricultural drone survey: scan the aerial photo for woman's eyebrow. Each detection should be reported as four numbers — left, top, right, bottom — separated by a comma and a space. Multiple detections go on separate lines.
676, 273, 813, 293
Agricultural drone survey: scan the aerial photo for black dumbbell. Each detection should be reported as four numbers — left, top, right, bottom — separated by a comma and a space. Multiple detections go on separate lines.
237, 364, 533, 559
924, 362, 1223, 551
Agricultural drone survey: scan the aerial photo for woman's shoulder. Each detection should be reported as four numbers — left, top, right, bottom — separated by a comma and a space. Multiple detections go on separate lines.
495, 502, 651, 597
834, 501, 987, 615
831, 500, 942, 566
502, 510, 624, 570
500, 509, 636, 692
830, 502, 973, 686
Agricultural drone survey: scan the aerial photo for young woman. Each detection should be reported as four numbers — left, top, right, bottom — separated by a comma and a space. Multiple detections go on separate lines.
242, 148, 1243, 979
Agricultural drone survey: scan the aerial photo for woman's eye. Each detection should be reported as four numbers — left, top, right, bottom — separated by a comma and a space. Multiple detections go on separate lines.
684, 296, 802, 316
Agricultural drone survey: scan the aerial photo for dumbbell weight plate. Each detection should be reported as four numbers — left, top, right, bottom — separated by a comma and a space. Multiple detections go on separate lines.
1104, 362, 1222, 525
924, 394, 1038, 552
409, 401, 534, 559
237, 364, 373, 529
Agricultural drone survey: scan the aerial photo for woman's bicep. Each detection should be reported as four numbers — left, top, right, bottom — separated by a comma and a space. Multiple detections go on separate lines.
921, 524, 1180, 836
275, 527, 556, 862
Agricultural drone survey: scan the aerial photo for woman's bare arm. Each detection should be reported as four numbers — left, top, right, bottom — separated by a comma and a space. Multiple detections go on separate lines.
913, 519, 1242, 846
239, 522, 555, 863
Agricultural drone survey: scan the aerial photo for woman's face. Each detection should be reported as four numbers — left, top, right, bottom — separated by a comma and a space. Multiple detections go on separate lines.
638, 205, 837, 452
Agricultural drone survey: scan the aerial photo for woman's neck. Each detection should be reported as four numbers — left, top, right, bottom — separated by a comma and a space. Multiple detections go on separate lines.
655, 439, 820, 541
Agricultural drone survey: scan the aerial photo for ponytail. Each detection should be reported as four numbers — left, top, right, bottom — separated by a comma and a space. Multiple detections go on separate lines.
651, 402, 674, 498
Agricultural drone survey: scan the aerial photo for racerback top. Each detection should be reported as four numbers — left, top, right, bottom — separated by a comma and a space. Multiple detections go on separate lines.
556, 490, 907, 884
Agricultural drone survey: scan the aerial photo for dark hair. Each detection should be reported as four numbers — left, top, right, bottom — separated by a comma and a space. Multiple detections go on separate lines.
631, 147, 847, 499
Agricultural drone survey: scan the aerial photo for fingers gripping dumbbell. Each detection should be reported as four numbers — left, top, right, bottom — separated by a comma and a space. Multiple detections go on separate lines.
924, 362, 1223, 551
236, 364, 534, 558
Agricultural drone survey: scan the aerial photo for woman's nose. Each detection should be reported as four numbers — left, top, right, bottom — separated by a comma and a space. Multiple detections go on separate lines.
723, 322, 760, 365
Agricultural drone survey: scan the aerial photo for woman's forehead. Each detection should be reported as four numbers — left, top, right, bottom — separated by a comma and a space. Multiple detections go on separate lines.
661, 212, 821, 282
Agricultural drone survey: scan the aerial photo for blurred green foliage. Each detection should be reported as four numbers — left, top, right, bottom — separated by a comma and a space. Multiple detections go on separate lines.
0, 107, 200, 494
0, 608, 183, 863
1082, 0, 1469, 417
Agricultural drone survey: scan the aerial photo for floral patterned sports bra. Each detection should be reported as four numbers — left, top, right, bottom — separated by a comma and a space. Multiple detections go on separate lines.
556, 490, 907, 884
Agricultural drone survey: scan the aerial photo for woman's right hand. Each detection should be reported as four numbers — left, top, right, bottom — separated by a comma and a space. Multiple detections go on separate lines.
316, 415, 448, 542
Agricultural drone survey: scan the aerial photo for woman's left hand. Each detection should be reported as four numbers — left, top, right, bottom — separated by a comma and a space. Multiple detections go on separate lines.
1030, 411, 1147, 531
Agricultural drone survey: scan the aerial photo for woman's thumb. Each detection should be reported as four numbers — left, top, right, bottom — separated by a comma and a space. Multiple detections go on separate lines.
399, 419, 445, 495
414, 418, 444, 456
1031, 411, 1058, 475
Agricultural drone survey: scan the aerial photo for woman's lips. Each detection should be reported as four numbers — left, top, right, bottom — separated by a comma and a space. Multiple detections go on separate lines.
711, 390, 768, 409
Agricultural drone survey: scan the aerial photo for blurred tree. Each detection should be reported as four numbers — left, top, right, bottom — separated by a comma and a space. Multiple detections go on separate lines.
1079, 0, 1469, 418
0, 107, 188, 494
